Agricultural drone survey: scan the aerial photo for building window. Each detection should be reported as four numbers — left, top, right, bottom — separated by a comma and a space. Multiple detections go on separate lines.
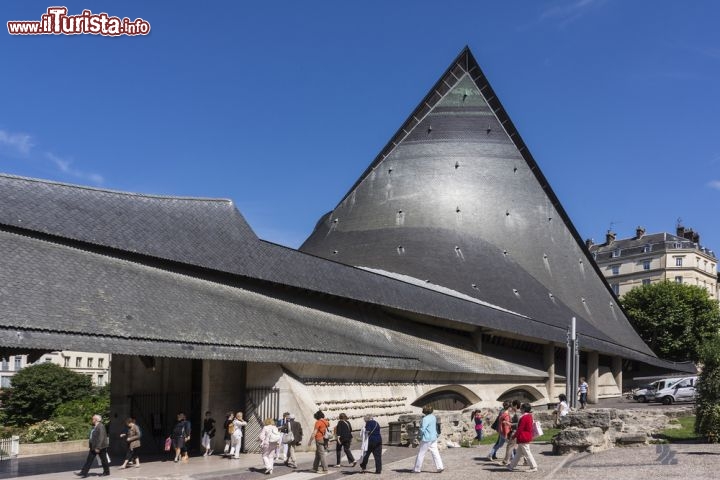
611, 249, 621, 258
611, 284, 620, 295
14, 356, 21, 370
98, 358, 104, 369
97, 375, 105, 387
611, 265, 620, 275
673, 242, 682, 248
675, 257, 683, 267
643, 244, 651, 253
675, 276, 683, 283
1, 376, 11, 388
1, 358, 8, 371
642, 279, 651, 286
64, 357, 70, 367
45, 358, 51, 363
75, 357, 82, 368
87, 358, 93, 368
643, 260, 651, 270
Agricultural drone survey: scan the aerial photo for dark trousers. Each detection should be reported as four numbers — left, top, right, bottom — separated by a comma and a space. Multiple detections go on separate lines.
360, 440, 382, 473
336, 439, 355, 464
80, 447, 109, 475
124, 446, 138, 463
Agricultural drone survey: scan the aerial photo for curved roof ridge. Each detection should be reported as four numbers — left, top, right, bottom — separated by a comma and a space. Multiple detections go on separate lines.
0, 172, 233, 203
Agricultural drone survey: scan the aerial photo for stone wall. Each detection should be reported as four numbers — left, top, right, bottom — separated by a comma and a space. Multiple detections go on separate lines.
551, 407, 694, 454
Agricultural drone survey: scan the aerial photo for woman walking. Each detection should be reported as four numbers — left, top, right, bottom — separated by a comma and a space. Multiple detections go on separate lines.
507, 403, 538, 473
258, 418, 281, 475
222, 411, 234, 455
201, 411, 216, 456
119, 417, 141, 469
359, 414, 382, 474
231, 412, 248, 459
472, 410, 484, 442
171, 412, 191, 463
412, 405, 444, 473
334, 413, 356, 467
307, 410, 330, 474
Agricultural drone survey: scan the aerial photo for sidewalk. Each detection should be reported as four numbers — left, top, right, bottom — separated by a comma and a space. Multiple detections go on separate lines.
3, 441, 720, 480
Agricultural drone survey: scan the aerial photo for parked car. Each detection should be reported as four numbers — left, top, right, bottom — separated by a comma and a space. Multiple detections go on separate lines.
653, 376, 699, 405
633, 377, 682, 402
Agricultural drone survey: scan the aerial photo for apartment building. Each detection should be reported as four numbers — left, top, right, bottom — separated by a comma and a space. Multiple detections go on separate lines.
0, 351, 111, 389
588, 226, 719, 299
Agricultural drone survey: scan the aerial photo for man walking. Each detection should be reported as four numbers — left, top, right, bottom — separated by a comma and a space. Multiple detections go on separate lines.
75, 414, 110, 478
578, 377, 589, 409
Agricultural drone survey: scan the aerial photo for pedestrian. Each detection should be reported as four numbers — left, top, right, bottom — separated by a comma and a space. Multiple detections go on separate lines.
413, 405, 444, 473
359, 414, 382, 474
472, 410, 484, 442
307, 410, 330, 474
334, 413, 356, 467
578, 377, 589, 409
283, 413, 303, 468
501, 400, 522, 465
275, 412, 290, 463
231, 412, 248, 459
259, 417, 281, 475
487, 401, 510, 460
507, 403, 538, 473
171, 412, 192, 463
553, 394, 570, 425
201, 411, 216, 456
359, 414, 371, 459
74, 414, 110, 478
118, 417, 141, 469
223, 411, 234, 455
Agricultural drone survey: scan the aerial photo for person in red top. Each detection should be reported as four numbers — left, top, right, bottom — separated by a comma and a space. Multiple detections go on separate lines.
307, 410, 330, 474
507, 403, 538, 472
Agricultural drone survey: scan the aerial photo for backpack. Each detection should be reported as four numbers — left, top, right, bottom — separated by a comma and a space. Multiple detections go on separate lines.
268, 427, 282, 444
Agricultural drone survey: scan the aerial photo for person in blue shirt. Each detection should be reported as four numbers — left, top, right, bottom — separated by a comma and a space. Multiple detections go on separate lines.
359, 415, 382, 474
412, 405, 444, 473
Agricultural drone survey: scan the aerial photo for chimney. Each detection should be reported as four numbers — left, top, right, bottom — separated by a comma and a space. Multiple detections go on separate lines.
635, 226, 646, 239
605, 230, 616, 245
676, 225, 686, 237
585, 238, 594, 249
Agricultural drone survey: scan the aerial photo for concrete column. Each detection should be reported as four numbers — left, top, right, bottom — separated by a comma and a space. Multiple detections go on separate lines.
201, 359, 211, 416
587, 351, 599, 404
543, 343, 555, 402
611, 356, 623, 395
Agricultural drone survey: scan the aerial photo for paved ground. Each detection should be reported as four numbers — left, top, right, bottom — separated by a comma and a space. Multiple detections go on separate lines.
1, 399, 713, 480
3, 441, 720, 480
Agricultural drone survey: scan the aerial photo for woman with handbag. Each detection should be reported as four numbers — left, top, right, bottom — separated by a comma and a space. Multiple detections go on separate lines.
258, 418, 281, 475
118, 417, 141, 469
334, 413, 356, 467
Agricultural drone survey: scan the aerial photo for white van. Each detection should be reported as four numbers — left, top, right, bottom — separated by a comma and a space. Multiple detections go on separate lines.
653, 376, 699, 405
633, 377, 682, 402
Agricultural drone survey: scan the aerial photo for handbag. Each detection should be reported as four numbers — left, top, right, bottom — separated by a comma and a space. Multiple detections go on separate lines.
268, 427, 282, 444
164, 436, 172, 452
282, 430, 295, 444
532, 420, 543, 438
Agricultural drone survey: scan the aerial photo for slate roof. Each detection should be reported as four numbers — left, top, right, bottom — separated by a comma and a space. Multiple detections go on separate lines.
300, 48, 677, 367
0, 173, 693, 373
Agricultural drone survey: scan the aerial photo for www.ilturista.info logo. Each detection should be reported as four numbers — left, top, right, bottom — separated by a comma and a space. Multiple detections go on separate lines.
7, 7, 151, 36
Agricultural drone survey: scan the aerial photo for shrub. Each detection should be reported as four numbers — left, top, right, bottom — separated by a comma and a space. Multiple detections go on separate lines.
695, 334, 720, 442
23, 420, 69, 443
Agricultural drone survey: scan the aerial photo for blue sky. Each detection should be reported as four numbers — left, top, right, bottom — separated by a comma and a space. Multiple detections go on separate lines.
2, 1, 719, 262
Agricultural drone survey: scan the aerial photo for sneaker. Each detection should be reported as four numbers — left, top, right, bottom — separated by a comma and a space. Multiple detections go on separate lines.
352, 461, 358, 467
209, 450, 214, 456
437, 468, 444, 473
525, 468, 538, 473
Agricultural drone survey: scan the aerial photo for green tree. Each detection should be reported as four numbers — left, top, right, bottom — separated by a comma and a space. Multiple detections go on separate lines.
620, 281, 720, 362
695, 334, 720, 442
2, 363, 93, 426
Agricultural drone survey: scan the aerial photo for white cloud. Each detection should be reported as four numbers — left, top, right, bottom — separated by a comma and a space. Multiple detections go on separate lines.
0, 129, 34, 154
46, 152, 104, 185
540, 0, 606, 26
708, 180, 720, 190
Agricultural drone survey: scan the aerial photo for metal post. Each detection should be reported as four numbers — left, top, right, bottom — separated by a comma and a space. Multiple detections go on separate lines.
566, 317, 579, 409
